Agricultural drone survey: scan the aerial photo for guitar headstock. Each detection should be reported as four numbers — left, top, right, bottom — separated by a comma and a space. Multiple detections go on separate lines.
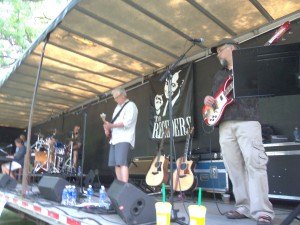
163, 127, 170, 138
100, 113, 106, 122
158, 127, 170, 152
265, 21, 291, 46
187, 126, 194, 135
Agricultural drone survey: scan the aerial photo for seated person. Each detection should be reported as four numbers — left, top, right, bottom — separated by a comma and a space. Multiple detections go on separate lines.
1, 138, 26, 179
20, 134, 27, 148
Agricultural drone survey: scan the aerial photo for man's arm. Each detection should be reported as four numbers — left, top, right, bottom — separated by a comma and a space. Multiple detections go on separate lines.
104, 103, 138, 130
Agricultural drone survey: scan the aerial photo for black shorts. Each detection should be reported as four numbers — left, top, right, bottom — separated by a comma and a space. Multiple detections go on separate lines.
108, 142, 132, 167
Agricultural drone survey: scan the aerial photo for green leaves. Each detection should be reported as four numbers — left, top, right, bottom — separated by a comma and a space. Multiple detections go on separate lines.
0, 0, 70, 69
0, 0, 35, 67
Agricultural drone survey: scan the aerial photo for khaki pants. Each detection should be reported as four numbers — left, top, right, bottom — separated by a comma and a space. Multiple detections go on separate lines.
219, 121, 274, 220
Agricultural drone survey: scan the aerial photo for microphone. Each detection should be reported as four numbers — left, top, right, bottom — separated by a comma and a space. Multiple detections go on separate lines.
191, 37, 204, 43
5, 144, 13, 148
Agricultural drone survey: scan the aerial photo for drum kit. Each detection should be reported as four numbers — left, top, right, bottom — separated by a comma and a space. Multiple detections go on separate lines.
33, 132, 76, 174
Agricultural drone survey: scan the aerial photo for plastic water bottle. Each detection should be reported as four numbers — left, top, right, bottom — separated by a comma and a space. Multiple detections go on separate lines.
69, 186, 74, 206
61, 186, 68, 205
87, 185, 94, 203
67, 185, 72, 206
99, 185, 111, 209
71, 186, 77, 206
294, 127, 300, 142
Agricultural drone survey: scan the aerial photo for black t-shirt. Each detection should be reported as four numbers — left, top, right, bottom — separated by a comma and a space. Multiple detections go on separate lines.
73, 134, 82, 152
211, 68, 259, 123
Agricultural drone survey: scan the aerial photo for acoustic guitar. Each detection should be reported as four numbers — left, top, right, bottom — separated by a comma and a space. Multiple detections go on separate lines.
202, 21, 291, 126
100, 113, 111, 140
145, 128, 169, 187
173, 127, 197, 192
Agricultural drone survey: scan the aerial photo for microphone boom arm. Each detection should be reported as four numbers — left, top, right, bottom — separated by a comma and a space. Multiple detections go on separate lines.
159, 43, 196, 82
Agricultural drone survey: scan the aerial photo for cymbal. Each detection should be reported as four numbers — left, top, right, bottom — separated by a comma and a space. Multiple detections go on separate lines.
65, 137, 75, 141
34, 132, 44, 137
47, 128, 63, 135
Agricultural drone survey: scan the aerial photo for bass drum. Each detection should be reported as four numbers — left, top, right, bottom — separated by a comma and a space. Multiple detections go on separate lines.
34, 150, 47, 173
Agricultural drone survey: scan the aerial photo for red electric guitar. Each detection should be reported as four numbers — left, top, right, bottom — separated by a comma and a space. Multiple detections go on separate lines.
202, 21, 291, 126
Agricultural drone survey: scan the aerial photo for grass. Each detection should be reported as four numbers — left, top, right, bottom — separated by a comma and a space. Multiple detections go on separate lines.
0, 209, 36, 225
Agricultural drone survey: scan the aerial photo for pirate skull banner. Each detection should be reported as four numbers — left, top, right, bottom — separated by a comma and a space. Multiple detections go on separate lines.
149, 63, 194, 139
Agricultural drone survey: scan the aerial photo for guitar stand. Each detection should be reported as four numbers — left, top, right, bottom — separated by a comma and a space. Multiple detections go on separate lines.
171, 209, 186, 225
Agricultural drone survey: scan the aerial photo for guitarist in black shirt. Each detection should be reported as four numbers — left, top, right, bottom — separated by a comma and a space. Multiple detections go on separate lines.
204, 39, 274, 225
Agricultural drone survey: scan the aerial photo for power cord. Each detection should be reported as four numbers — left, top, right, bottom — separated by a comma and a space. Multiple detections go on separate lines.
202, 120, 227, 216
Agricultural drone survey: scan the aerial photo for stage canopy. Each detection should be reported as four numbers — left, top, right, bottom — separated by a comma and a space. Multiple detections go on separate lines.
0, 0, 299, 128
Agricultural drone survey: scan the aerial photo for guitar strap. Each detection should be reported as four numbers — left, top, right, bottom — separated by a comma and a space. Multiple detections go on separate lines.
111, 101, 130, 123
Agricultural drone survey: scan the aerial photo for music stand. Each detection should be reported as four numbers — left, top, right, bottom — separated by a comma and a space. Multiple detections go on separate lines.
233, 42, 300, 98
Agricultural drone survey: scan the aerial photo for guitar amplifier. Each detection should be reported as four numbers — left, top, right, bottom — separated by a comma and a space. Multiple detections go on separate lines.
194, 160, 230, 193
129, 156, 156, 193
129, 156, 153, 179
264, 143, 300, 200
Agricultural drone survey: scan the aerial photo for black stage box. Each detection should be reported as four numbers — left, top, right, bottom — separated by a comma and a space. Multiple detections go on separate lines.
265, 142, 300, 200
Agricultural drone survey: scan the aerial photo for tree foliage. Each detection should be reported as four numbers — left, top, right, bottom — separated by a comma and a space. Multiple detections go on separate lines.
0, 0, 69, 69
0, 0, 37, 67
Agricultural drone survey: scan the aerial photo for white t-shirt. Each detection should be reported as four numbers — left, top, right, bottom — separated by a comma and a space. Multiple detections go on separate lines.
110, 100, 138, 148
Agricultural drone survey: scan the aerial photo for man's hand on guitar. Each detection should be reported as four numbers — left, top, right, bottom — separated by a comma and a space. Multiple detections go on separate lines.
204, 95, 216, 107
103, 121, 113, 130
103, 122, 112, 140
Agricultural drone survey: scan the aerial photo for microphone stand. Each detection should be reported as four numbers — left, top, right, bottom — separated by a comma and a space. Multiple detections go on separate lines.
160, 43, 196, 225
80, 112, 87, 194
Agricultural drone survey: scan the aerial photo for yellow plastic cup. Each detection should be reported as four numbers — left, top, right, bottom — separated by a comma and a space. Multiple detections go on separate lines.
155, 202, 172, 225
188, 205, 207, 225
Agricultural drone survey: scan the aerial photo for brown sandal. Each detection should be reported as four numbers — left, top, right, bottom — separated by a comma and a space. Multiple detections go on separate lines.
257, 215, 273, 225
225, 210, 247, 219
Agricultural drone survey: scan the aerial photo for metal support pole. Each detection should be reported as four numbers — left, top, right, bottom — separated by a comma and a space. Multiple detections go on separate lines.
22, 34, 50, 196
80, 112, 87, 193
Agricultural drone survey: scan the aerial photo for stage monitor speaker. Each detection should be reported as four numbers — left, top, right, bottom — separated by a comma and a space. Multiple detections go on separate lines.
107, 179, 156, 225
0, 174, 17, 189
38, 176, 70, 202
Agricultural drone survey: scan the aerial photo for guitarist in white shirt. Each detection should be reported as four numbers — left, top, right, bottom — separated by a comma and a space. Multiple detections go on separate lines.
103, 88, 138, 183
204, 39, 274, 225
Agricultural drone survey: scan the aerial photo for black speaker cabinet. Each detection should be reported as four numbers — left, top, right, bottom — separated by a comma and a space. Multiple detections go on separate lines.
266, 150, 300, 200
38, 176, 69, 202
0, 174, 17, 189
107, 179, 156, 225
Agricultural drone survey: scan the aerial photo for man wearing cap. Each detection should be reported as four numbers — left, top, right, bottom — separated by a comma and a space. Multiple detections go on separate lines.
204, 39, 274, 225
